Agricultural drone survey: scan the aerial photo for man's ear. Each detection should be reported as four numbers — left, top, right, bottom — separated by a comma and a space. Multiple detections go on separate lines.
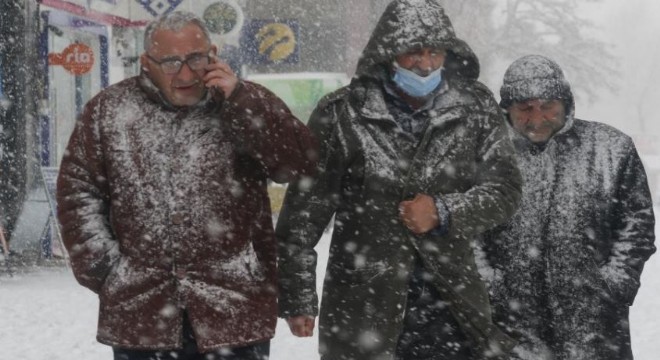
139, 54, 149, 72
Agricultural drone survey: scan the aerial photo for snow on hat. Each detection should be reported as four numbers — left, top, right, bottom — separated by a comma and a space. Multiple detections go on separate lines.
499, 55, 572, 109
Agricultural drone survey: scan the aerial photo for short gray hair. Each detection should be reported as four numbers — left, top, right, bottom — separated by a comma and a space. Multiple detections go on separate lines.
143, 11, 211, 52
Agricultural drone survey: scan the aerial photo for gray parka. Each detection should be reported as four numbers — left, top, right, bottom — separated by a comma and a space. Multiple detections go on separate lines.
481, 108, 656, 359
276, 1, 522, 359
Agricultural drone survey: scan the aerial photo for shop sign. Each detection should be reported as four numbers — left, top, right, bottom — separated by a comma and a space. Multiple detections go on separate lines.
48, 43, 95, 75
202, 0, 243, 37
241, 19, 299, 65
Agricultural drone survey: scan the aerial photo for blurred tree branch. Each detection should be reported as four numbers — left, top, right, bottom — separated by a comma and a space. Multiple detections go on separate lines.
438, 0, 618, 104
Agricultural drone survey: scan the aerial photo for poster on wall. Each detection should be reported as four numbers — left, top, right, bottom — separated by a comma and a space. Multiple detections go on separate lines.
40, 0, 181, 25
135, 0, 185, 17
40, 0, 248, 29
241, 19, 299, 65
200, 0, 243, 37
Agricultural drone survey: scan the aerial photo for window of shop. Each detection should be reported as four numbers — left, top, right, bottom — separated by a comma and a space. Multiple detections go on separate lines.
41, 10, 109, 167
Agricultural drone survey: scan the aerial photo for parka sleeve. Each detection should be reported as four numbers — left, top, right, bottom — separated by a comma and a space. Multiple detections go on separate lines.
56, 98, 120, 294
220, 81, 318, 183
275, 92, 349, 317
600, 142, 656, 306
441, 110, 522, 239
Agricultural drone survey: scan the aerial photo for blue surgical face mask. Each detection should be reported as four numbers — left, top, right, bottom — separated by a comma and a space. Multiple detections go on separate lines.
392, 62, 443, 98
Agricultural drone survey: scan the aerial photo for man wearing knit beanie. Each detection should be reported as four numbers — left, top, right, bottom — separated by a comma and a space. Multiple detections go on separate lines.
478, 54, 656, 359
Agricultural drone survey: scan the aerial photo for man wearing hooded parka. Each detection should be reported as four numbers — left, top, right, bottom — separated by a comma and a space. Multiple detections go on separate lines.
479, 55, 656, 360
276, 1, 522, 359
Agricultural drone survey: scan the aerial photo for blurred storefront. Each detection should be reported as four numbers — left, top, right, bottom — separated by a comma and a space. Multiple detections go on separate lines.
35, 0, 382, 166
4, 0, 373, 255
0, 0, 41, 249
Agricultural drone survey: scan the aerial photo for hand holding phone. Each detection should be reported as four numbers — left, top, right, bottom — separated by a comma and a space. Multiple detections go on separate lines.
203, 55, 238, 102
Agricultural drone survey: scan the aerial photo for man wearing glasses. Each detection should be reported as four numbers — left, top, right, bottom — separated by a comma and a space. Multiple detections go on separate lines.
56, 11, 317, 360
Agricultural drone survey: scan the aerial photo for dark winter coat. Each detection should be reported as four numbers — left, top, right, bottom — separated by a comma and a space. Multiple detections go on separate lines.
276, 1, 522, 359
480, 111, 656, 359
56, 74, 317, 351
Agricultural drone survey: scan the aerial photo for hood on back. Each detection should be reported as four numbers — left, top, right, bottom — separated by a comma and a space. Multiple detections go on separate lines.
354, 0, 480, 82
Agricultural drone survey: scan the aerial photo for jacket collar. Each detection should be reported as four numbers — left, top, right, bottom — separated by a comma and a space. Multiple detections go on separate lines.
352, 77, 450, 124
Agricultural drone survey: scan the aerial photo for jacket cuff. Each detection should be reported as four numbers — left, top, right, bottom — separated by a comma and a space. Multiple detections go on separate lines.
599, 264, 639, 306
430, 196, 451, 236
225, 80, 245, 104
278, 292, 319, 318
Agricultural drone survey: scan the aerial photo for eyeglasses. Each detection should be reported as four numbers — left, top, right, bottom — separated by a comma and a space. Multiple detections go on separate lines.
146, 50, 212, 75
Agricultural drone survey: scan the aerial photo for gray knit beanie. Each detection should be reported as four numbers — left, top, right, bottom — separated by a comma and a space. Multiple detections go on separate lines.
499, 55, 573, 109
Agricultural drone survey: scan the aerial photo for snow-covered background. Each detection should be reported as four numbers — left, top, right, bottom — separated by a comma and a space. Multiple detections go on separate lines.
1, 1, 659, 359
1, 214, 658, 359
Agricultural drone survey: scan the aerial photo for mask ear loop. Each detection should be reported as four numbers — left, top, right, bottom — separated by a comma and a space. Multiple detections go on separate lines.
391, 60, 402, 76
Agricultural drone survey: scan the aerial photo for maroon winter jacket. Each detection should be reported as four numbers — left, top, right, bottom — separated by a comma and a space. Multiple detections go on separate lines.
56, 74, 317, 351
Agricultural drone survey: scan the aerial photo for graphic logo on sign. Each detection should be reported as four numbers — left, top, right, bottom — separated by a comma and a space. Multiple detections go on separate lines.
203, 1, 241, 36
48, 43, 95, 75
241, 19, 299, 65
136, 0, 184, 17
257, 23, 296, 62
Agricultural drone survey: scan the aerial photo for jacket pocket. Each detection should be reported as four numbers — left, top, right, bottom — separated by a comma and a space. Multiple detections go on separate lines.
99, 256, 166, 308
585, 257, 617, 304
99, 256, 123, 296
326, 261, 392, 287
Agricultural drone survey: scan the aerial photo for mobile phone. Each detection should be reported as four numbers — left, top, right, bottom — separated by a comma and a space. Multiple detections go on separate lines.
210, 86, 225, 104
205, 55, 226, 104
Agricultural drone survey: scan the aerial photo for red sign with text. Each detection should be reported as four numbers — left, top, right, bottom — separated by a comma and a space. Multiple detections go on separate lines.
48, 43, 95, 75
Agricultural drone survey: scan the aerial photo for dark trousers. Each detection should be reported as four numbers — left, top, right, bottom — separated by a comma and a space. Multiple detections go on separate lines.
395, 260, 473, 360
113, 313, 270, 360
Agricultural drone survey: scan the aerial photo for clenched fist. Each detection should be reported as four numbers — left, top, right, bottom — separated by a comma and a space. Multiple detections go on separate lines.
286, 315, 316, 337
398, 194, 440, 234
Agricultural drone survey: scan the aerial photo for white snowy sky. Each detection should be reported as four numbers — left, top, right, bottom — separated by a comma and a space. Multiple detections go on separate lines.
474, 0, 660, 202
3, 1, 660, 359
572, 1, 659, 135
583, 1, 660, 201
